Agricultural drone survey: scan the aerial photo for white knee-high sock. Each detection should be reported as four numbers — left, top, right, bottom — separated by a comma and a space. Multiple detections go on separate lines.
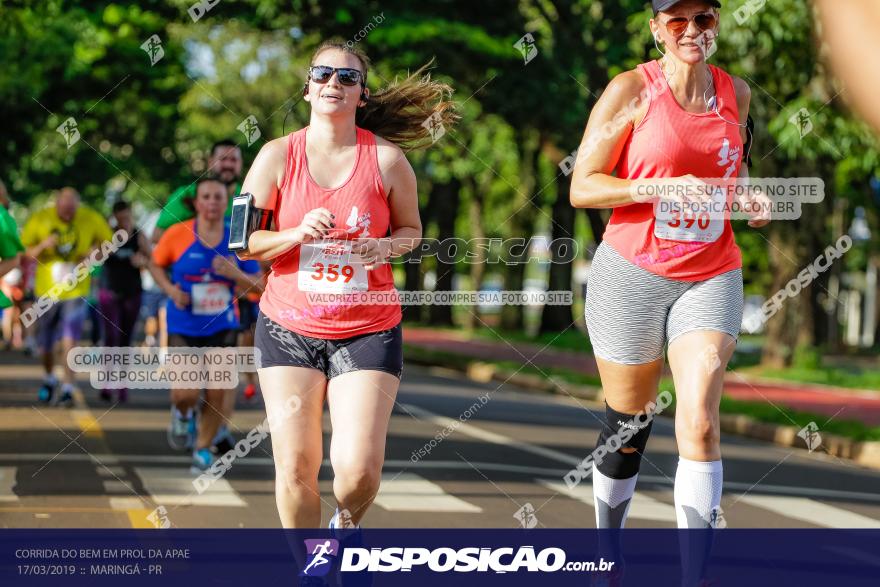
674, 457, 723, 528
592, 465, 639, 528
675, 457, 723, 586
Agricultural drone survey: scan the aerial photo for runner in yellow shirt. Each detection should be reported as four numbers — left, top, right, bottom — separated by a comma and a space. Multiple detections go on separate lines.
20, 188, 114, 406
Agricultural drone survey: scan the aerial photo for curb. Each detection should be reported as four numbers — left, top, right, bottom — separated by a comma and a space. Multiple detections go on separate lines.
404, 346, 880, 472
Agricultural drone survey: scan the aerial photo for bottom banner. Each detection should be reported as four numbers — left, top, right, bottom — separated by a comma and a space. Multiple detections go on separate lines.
1, 529, 878, 586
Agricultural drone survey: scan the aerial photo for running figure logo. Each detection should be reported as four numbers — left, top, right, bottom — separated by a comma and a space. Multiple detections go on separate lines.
513, 503, 539, 528
301, 538, 340, 577
140, 34, 165, 66
717, 138, 740, 179
514, 33, 538, 65
56, 117, 80, 149
237, 115, 261, 147
345, 206, 372, 236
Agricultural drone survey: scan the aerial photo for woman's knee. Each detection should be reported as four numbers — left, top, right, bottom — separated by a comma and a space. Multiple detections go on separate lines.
332, 456, 382, 497
676, 408, 719, 448
276, 451, 321, 492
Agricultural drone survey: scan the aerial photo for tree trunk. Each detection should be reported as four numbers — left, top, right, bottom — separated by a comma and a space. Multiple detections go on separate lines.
427, 178, 461, 326
539, 171, 576, 333
500, 129, 542, 330
463, 178, 486, 330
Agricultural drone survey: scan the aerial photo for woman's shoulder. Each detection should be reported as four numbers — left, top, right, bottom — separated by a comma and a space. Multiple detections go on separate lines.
373, 134, 409, 170
602, 67, 651, 105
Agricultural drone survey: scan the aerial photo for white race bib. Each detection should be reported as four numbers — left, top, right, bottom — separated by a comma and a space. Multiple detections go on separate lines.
298, 241, 368, 293
50, 262, 75, 283
191, 282, 232, 316
653, 187, 725, 243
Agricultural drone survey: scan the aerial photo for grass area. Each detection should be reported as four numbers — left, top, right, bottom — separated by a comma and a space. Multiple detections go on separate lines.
746, 366, 880, 391
406, 322, 591, 352
409, 324, 880, 392
405, 346, 880, 443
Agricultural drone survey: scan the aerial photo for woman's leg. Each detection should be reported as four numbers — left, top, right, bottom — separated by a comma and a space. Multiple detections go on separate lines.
259, 365, 328, 528
666, 268, 742, 586
326, 370, 399, 527
585, 243, 676, 530
668, 330, 735, 525
592, 357, 664, 528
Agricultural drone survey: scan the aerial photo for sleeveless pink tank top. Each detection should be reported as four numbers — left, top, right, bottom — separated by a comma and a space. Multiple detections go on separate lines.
602, 60, 743, 281
259, 127, 401, 338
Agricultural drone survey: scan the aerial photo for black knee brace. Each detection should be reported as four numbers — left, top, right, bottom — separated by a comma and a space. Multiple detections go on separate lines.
593, 402, 655, 479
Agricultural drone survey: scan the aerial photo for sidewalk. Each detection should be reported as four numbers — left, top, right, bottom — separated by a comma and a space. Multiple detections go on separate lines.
403, 327, 880, 427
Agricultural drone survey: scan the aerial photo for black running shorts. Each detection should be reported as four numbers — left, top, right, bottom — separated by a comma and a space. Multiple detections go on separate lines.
254, 312, 403, 379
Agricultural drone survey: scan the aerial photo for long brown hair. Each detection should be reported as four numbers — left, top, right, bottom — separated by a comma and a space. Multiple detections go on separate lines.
309, 40, 459, 149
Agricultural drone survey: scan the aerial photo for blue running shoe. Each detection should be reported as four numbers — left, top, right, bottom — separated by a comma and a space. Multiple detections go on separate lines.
167, 407, 195, 451
191, 448, 213, 474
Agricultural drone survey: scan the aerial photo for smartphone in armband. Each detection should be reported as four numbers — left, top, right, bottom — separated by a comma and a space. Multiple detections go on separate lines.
228, 193, 252, 252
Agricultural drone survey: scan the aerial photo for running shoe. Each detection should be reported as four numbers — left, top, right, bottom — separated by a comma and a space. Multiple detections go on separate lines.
212, 425, 235, 455
37, 380, 57, 404
190, 448, 214, 474
55, 387, 74, 408
167, 407, 195, 451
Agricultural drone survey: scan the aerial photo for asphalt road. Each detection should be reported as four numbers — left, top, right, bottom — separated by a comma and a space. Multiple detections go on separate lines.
2, 353, 880, 530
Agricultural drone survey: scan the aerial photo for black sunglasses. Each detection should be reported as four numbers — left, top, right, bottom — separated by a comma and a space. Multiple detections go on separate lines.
308, 65, 365, 86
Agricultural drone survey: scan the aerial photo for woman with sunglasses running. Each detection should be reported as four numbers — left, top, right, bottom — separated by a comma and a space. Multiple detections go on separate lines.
237, 40, 455, 530
571, 1, 767, 584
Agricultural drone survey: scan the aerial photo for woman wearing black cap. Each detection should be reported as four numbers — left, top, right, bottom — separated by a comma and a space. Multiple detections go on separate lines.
571, 1, 765, 585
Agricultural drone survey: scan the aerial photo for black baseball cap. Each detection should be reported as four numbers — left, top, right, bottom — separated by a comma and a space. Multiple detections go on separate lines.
652, 0, 721, 14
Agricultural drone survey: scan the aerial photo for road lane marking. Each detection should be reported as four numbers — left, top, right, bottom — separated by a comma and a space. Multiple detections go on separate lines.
735, 494, 880, 528
72, 389, 103, 439
375, 472, 482, 513
538, 479, 676, 522
400, 403, 582, 466
126, 509, 160, 528
134, 466, 246, 507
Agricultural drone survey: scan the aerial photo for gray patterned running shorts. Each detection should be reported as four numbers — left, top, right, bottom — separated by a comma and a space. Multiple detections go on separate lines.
585, 242, 744, 365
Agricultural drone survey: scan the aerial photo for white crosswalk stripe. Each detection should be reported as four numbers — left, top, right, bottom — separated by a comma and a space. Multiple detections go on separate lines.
735, 494, 880, 528
375, 472, 482, 513
133, 466, 247, 508
538, 479, 677, 522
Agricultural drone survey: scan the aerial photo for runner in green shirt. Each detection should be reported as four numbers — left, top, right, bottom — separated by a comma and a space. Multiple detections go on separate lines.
152, 139, 243, 243
0, 187, 24, 309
